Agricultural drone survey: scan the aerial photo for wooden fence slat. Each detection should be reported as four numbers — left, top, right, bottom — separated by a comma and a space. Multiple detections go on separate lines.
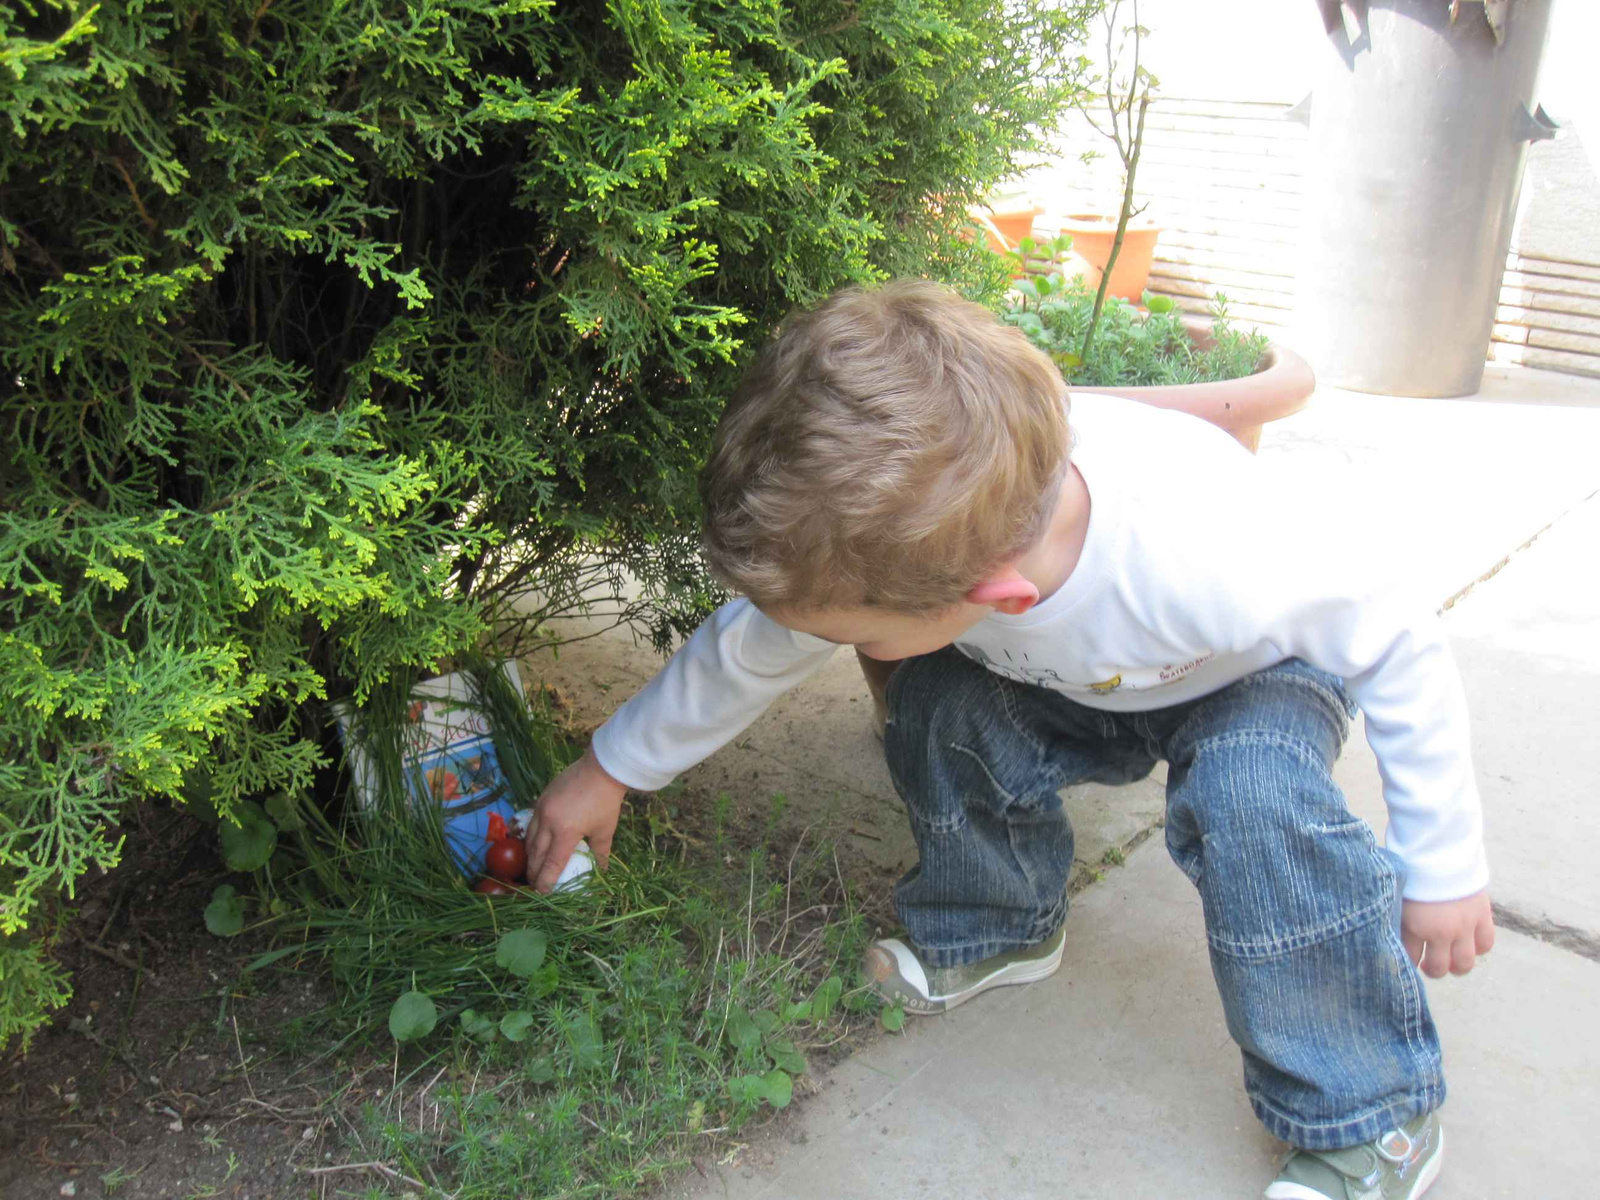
1135, 148, 1306, 180
1527, 326, 1600, 353
1150, 263, 1297, 299
1042, 202, 1305, 239
1153, 292, 1293, 329
1506, 255, 1600, 285
1147, 276, 1296, 311
1142, 113, 1309, 140
1493, 303, 1600, 335
1500, 270, 1600, 304
1154, 240, 1302, 278
1489, 342, 1600, 378
1490, 322, 1531, 346
1148, 97, 1311, 120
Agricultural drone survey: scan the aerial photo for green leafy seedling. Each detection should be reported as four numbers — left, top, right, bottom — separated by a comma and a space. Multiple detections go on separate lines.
730, 1068, 794, 1109
262, 790, 304, 831
1142, 290, 1176, 313
762, 1068, 794, 1109
203, 885, 246, 937
389, 991, 437, 1042
725, 1006, 761, 1052
728, 1074, 763, 1105
523, 960, 560, 1001
810, 976, 843, 1021
500, 1011, 535, 1042
460, 1008, 498, 1043
219, 800, 278, 871
565, 1012, 603, 1071
768, 1038, 807, 1075
496, 929, 548, 977
881, 1003, 906, 1033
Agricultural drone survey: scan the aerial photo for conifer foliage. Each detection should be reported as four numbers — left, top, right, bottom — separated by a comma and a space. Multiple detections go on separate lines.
0, 0, 1095, 1044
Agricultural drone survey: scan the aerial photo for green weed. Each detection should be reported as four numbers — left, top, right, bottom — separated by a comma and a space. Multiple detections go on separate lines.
99, 1165, 140, 1195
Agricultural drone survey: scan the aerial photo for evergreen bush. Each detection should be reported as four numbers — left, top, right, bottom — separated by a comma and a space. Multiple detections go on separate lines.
0, 0, 1097, 1045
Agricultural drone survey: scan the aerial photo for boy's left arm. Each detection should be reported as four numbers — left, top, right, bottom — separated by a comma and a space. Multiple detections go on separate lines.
1262, 589, 1496, 977
1192, 504, 1496, 978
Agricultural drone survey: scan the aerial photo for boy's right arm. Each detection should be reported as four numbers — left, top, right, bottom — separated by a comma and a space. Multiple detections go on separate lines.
524, 598, 838, 891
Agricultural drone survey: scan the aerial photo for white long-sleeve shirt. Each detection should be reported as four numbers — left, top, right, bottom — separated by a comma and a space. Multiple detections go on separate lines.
592, 393, 1488, 902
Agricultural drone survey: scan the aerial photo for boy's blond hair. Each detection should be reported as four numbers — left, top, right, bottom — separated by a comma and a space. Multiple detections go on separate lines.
700, 279, 1071, 614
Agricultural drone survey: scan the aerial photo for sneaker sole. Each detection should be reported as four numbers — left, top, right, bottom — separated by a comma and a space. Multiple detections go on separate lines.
1411, 1126, 1444, 1200
866, 931, 1066, 1015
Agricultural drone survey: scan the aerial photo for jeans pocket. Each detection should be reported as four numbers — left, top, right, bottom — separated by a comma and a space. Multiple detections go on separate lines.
1202, 815, 1395, 963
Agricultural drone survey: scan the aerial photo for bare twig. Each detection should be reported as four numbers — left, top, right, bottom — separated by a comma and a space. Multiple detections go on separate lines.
231, 1015, 258, 1102
67, 1017, 163, 1096
304, 1160, 451, 1197
779, 824, 815, 957
744, 853, 757, 960
109, 156, 159, 235
76, 936, 146, 975
694, 928, 728, 1044
1082, 89, 1150, 363
1080, 0, 1152, 364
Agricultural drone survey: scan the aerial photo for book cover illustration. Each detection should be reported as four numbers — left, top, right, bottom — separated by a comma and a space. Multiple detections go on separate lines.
336, 663, 524, 878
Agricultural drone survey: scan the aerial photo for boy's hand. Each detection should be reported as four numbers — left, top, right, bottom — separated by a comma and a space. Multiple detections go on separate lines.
525, 747, 627, 893
1400, 889, 1495, 978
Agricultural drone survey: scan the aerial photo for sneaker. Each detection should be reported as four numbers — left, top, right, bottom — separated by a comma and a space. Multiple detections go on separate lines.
862, 924, 1067, 1015
1265, 1112, 1443, 1200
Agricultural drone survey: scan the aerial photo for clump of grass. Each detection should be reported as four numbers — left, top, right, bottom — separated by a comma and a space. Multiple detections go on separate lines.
252, 660, 877, 1198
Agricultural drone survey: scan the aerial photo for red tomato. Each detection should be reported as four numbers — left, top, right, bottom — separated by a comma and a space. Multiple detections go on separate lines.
485, 837, 527, 883
474, 877, 516, 896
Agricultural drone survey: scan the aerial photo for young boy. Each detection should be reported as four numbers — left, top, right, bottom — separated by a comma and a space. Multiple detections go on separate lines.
524, 279, 1494, 1198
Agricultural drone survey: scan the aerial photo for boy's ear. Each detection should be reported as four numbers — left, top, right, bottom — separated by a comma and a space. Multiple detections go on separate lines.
965, 568, 1040, 615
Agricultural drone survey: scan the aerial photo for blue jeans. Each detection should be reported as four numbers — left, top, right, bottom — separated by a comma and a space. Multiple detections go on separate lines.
882, 649, 1444, 1150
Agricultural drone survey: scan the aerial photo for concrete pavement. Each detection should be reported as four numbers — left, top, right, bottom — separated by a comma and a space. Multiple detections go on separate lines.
522, 363, 1600, 1197
673, 840, 1600, 1199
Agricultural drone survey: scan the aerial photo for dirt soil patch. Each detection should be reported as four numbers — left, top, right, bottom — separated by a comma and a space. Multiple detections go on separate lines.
0, 806, 376, 1200
2, 776, 902, 1200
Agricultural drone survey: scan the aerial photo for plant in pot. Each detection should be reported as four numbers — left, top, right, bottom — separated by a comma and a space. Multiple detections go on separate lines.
1059, 0, 1163, 303
1006, 0, 1314, 453
1000, 273, 1312, 453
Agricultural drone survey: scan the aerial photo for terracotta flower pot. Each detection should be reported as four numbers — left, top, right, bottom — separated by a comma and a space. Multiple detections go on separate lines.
978, 204, 1044, 254
854, 325, 1315, 724
1058, 212, 1163, 303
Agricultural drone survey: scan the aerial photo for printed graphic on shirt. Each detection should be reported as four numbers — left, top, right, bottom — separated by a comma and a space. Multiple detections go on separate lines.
955, 645, 1215, 696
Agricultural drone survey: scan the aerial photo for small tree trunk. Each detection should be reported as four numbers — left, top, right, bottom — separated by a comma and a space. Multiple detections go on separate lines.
1080, 90, 1150, 364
